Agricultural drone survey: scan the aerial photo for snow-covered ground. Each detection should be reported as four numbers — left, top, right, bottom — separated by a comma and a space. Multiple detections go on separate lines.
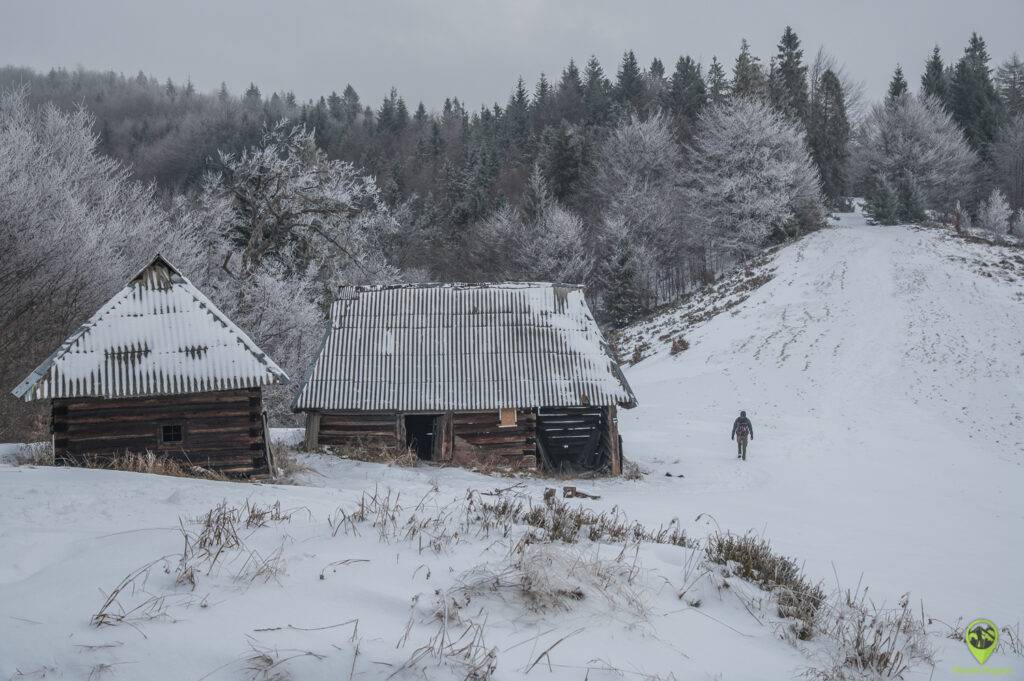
1, 208, 1022, 680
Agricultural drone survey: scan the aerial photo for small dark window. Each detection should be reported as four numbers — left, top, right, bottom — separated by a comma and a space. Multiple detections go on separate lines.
161, 425, 183, 444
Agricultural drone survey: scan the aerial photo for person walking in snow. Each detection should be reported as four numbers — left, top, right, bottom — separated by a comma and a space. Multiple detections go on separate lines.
731, 411, 754, 460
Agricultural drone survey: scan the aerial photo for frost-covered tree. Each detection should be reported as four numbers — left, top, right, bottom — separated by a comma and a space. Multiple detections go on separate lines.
975, 188, 1013, 235
593, 114, 689, 313
471, 167, 591, 284
854, 95, 977, 224
686, 97, 824, 262
204, 121, 393, 301
992, 115, 1024, 211
996, 54, 1024, 118
0, 88, 203, 438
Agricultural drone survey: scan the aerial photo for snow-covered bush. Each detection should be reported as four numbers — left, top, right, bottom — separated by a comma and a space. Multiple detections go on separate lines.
976, 188, 1014, 235
854, 95, 977, 225
685, 97, 825, 260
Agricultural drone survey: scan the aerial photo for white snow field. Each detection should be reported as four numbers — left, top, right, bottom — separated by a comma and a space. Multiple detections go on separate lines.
1, 208, 1022, 680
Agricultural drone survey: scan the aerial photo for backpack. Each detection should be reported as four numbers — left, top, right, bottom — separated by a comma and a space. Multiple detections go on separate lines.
736, 420, 749, 437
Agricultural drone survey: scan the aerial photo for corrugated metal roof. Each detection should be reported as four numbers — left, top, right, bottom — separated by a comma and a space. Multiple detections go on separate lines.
292, 283, 636, 412
12, 256, 288, 401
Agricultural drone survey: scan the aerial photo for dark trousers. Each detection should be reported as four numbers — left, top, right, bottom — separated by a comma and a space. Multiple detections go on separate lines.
736, 433, 748, 459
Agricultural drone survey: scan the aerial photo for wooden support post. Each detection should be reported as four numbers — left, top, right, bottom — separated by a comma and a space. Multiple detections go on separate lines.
304, 412, 321, 451
606, 406, 622, 476
439, 412, 453, 461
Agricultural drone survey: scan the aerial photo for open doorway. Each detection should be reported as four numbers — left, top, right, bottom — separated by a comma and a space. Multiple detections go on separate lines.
404, 414, 440, 460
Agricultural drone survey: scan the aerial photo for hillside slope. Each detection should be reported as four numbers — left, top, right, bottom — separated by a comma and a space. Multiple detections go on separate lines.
619, 208, 1024, 627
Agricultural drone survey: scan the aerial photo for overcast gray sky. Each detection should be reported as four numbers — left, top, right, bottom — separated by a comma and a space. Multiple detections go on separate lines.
1, 0, 1021, 111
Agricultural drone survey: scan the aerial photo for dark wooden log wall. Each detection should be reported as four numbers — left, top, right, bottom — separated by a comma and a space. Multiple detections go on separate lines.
309, 409, 537, 469
450, 409, 537, 470
51, 388, 268, 476
316, 411, 400, 449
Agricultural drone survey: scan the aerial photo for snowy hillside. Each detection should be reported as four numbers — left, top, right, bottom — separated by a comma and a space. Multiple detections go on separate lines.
1, 208, 1022, 680
618, 209, 1024, 635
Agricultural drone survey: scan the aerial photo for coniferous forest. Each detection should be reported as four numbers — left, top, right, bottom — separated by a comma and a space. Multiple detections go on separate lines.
2, 26, 1023, 436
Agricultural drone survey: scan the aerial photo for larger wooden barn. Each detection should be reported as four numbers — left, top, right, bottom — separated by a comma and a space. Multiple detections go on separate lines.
292, 283, 636, 474
11, 256, 288, 476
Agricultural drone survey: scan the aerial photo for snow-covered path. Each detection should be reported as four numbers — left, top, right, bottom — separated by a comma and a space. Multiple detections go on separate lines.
620, 210, 1024, 626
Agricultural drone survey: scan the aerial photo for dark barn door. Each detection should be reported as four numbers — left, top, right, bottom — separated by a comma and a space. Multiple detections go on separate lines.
536, 407, 607, 472
404, 414, 440, 460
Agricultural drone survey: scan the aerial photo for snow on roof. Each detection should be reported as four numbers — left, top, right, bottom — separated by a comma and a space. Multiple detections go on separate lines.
292, 283, 636, 412
12, 256, 288, 401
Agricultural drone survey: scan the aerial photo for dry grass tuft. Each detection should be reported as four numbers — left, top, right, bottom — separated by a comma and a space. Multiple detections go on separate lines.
394, 594, 497, 680
473, 492, 692, 548
85, 451, 227, 481
804, 590, 932, 680
670, 337, 690, 355
326, 439, 417, 466
91, 559, 176, 631
706, 531, 824, 640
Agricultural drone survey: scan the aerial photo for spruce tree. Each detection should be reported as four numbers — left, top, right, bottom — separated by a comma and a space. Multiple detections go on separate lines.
615, 50, 645, 115
557, 59, 586, 124
921, 46, 949, 105
706, 56, 731, 105
341, 85, 361, 123
539, 121, 586, 202
769, 26, 809, 124
327, 91, 343, 119
414, 102, 428, 126
949, 32, 1004, 155
864, 176, 901, 225
504, 77, 532, 160
583, 56, 612, 126
649, 58, 666, 80
667, 56, 707, 140
532, 73, 555, 131
598, 236, 648, 327
996, 54, 1024, 118
808, 69, 850, 205
243, 83, 262, 107
732, 39, 764, 97
886, 65, 909, 104
770, 28, 809, 118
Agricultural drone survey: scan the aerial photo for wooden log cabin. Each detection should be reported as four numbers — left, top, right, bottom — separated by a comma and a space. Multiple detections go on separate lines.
292, 283, 636, 474
11, 256, 289, 476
